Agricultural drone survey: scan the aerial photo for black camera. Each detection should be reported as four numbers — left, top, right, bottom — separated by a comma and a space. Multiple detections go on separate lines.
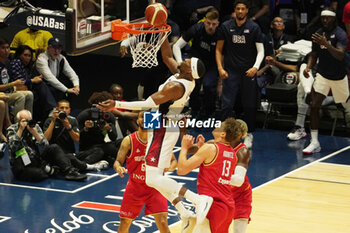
26, 119, 36, 128
58, 111, 67, 120
90, 104, 110, 129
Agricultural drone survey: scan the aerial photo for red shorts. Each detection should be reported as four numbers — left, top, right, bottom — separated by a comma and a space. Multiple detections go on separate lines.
233, 184, 252, 220
119, 179, 168, 219
206, 199, 235, 233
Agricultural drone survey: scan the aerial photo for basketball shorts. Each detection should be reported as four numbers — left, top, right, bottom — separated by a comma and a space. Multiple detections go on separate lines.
145, 124, 179, 169
314, 73, 349, 103
206, 199, 235, 233
119, 179, 168, 219
233, 184, 252, 220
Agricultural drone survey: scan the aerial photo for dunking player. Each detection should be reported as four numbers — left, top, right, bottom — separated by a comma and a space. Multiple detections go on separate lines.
113, 112, 177, 233
99, 58, 212, 224
178, 118, 249, 233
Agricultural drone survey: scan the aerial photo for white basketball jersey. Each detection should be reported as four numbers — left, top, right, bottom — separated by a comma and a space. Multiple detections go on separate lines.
157, 73, 195, 119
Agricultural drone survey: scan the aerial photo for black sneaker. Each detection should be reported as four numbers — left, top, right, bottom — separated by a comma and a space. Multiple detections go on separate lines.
65, 168, 87, 181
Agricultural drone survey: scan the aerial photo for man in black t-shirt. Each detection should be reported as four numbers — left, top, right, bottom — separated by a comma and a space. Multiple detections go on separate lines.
216, 0, 265, 148
302, 8, 350, 154
173, 8, 220, 118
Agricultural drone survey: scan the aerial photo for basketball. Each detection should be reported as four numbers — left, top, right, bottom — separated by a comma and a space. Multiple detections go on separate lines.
145, 3, 168, 26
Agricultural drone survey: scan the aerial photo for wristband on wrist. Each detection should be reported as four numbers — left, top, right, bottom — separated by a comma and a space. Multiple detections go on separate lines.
67, 127, 73, 132
7, 83, 12, 88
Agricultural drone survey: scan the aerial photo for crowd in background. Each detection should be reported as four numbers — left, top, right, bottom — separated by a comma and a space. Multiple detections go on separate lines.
0, 0, 350, 181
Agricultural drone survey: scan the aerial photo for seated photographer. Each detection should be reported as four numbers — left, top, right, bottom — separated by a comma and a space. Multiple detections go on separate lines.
43, 100, 109, 171
77, 91, 120, 166
6, 110, 86, 182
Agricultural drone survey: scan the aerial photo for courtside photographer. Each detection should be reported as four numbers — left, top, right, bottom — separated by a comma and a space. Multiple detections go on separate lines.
7, 110, 86, 182
77, 91, 120, 166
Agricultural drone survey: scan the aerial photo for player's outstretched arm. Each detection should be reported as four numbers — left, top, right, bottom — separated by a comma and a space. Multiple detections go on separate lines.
113, 136, 130, 177
161, 38, 180, 74
101, 81, 184, 111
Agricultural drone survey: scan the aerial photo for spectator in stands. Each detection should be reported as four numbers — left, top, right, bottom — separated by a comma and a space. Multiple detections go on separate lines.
77, 91, 120, 166
302, 8, 350, 154
36, 37, 80, 102
10, 27, 53, 60
293, 0, 329, 40
108, 84, 138, 137
0, 92, 11, 143
173, 8, 220, 118
0, 38, 33, 118
43, 99, 109, 171
216, 0, 265, 148
246, 0, 270, 34
8, 45, 57, 122
7, 110, 86, 182
257, 16, 295, 95
343, 1, 350, 50
266, 16, 296, 56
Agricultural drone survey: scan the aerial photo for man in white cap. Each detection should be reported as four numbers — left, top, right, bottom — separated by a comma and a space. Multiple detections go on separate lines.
302, 8, 350, 154
99, 57, 211, 228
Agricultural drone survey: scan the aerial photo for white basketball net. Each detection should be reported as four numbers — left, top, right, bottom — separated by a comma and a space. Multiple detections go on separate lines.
128, 25, 171, 68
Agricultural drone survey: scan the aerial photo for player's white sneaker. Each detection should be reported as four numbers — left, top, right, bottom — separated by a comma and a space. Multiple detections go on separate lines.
243, 133, 253, 148
181, 211, 196, 233
302, 142, 321, 155
287, 126, 307, 141
196, 195, 213, 224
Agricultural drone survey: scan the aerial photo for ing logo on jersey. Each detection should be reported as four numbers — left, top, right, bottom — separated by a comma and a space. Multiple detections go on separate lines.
143, 111, 161, 129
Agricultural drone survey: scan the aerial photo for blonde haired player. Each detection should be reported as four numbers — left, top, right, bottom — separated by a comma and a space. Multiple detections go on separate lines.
178, 118, 249, 233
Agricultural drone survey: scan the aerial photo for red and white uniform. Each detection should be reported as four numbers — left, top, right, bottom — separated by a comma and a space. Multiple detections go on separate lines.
232, 175, 252, 221
119, 132, 168, 219
146, 74, 195, 169
197, 142, 242, 233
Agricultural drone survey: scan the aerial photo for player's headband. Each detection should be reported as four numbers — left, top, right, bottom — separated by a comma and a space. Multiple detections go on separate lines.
191, 57, 200, 79
321, 10, 336, 17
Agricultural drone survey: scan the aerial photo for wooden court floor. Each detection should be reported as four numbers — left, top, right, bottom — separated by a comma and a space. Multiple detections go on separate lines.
168, 148, 350, 233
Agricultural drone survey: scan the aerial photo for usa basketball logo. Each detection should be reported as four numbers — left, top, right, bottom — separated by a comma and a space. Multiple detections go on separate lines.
143, 111, 161, 129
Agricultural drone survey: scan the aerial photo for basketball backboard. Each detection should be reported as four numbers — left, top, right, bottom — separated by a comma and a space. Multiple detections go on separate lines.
66, 0, 154, 55
3, 0, 154, 55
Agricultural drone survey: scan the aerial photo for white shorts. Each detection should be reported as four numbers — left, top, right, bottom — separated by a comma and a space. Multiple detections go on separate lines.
313, 73, 349, 103
145, 125, 179, 169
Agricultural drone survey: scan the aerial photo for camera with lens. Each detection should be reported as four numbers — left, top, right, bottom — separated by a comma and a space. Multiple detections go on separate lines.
26, 119, 36, 128
90, 104, 110, 129
58, 111, 67, 120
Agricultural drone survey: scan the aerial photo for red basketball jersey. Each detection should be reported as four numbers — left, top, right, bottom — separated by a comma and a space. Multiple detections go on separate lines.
232, 175, 251, 199
126, 132, 147, 184
197, 142, 243, 207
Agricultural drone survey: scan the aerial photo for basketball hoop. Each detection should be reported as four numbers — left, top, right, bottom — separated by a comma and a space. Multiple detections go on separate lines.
111, 20, 171, 68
